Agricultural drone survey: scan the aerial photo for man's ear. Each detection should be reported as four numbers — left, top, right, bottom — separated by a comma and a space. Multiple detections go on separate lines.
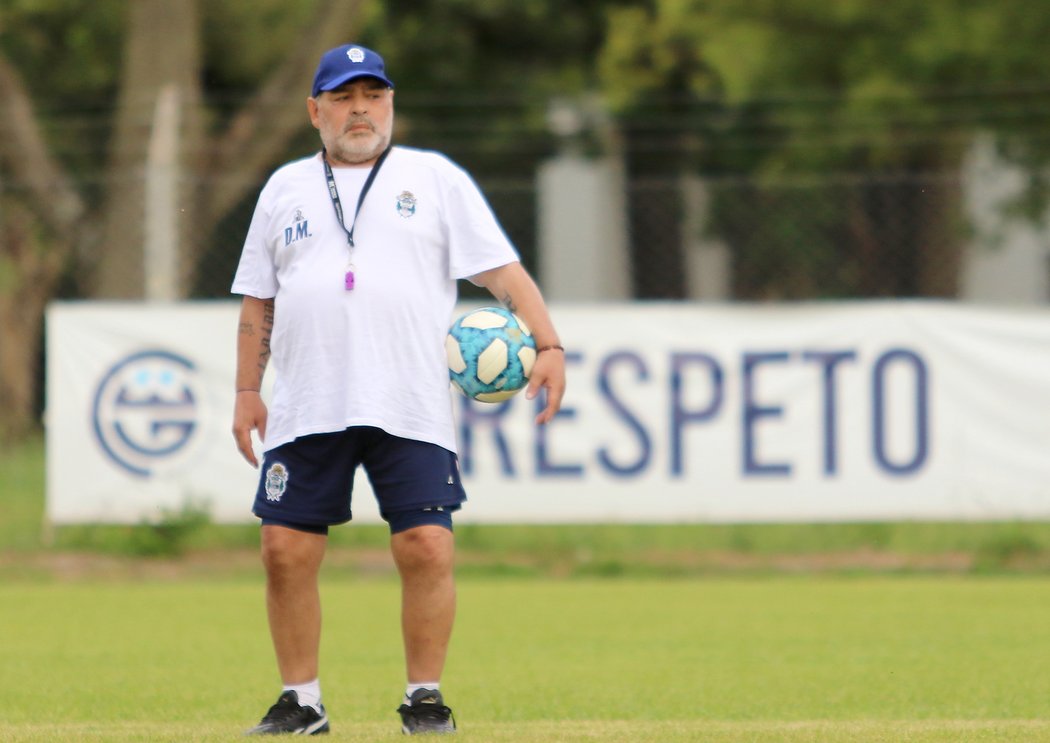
306, 96, 320, 128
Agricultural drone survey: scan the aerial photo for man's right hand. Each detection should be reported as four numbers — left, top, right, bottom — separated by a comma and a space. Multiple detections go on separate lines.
232, 390, 268, 468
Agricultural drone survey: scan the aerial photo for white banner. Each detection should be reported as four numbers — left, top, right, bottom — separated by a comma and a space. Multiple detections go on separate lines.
46, 301, 1050, 524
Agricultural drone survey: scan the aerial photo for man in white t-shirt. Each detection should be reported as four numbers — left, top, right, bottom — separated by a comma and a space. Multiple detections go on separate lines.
232, 43, 565, 736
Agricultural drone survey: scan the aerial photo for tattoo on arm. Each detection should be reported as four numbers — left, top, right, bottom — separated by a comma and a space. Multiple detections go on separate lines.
258, 300, 274, 376
500, 292, 517, 312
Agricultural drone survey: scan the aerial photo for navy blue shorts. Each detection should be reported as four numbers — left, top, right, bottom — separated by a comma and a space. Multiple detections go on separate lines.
252, 427, 466, 532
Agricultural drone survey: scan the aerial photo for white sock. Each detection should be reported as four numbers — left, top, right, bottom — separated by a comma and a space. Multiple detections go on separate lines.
404, 682, 440, 705
284, 678, 323, 713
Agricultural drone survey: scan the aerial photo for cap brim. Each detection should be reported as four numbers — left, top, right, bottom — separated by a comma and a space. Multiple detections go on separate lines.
315, 71, 394, 96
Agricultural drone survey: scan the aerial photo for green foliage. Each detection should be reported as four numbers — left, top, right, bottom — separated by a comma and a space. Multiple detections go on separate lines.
594, 1, 1050, 296
129, 504, 213, 557
599, 0, 1050, 174
0, 0, 123, 102
0, 0, 123, 179
199, 0, 328, 115
54, 502, 213, 557
6, 0, 1046, 304
975, 528, 1044, 571
369, 0, 628, 176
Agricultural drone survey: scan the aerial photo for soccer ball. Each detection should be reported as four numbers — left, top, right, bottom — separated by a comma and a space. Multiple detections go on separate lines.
446, 307, 536, 402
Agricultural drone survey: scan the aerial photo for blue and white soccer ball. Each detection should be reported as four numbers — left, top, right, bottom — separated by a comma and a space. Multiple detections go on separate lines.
446, 307, 536, 402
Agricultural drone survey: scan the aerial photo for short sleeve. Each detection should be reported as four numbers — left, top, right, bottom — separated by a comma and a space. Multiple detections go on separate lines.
230, 187, 278, 299
444, 164, 519, 281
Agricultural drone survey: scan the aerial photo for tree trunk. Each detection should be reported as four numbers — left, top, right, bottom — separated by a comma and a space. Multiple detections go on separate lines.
0, 203, 69, 440
0, 55, 85, 440
94, 0, 202, 299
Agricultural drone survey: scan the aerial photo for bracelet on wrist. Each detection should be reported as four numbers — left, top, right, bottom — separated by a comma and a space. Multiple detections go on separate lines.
537, 344, 564, 353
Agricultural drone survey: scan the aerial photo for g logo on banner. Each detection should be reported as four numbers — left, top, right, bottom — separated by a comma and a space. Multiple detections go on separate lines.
92, 350, 202, 477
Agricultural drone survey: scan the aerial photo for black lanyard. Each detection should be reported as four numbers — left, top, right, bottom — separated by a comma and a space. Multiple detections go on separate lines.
322, 145, 392, 249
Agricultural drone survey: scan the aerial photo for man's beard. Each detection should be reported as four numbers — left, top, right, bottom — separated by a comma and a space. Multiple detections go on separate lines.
327, 118, 391, 165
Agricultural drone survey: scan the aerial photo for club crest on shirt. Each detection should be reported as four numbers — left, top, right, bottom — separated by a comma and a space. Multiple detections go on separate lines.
396, 191, 417, 218
264, 462, 289, 502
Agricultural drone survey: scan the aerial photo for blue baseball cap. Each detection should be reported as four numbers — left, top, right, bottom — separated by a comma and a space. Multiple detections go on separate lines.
311, 44, 394, 97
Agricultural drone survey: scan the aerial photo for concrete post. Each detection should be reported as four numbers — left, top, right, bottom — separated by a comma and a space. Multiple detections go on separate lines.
538, 153, 630, 300
144, 84, 180, 302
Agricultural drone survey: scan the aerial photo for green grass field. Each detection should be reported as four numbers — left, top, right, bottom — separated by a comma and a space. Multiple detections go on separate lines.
2, 576, 1050, 741
5, 436, 1050, 740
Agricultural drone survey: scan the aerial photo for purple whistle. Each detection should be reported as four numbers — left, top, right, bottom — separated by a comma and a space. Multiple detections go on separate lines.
344, 270, 355, 290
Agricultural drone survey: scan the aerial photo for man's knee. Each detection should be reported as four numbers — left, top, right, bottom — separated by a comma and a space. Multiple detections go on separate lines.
392, 525, 454, 573
261, 524, 326, 575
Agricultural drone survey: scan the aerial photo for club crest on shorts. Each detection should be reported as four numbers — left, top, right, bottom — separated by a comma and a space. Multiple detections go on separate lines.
264, 462, 289, 502
396, 191, 417, 218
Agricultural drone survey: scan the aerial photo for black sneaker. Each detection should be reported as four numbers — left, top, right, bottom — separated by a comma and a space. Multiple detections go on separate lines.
246, 690, 330, 735
397, 688, 456, 735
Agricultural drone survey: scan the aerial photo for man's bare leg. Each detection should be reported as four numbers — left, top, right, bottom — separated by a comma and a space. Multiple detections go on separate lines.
391, 525, 456, 683
261, 524, 327, 684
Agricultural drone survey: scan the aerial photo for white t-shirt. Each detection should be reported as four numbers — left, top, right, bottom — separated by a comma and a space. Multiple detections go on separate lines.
231, 146, 518, 453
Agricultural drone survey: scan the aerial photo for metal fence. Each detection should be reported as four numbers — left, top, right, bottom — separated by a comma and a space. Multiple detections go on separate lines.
507, 170, 1042, 304
5, 161, 1043, 304
181, 167, 1012, 304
